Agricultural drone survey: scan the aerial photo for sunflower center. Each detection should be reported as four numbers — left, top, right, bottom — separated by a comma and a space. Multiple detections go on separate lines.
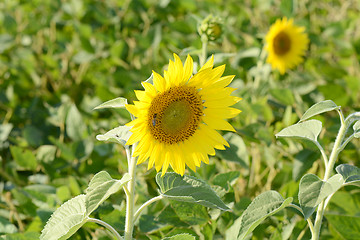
273, 31, 291, 55
148, 86, 203, 144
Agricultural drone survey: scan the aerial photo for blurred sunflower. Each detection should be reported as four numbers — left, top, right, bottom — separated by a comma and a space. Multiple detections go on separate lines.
265, 17, 309, 74
125, 54, 241, 176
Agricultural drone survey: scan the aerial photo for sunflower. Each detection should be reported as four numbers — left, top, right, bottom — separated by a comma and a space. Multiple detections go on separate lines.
265, 17, 309, 74
125, 54, 241, 176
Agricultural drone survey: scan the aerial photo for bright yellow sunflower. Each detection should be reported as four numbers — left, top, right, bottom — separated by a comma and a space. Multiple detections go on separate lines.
125, 54, 241, 176
265, 17, 309, 74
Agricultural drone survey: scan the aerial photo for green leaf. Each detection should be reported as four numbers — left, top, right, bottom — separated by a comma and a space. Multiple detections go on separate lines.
336, 164, 360, 186
269, 88, 295, 106
156, 173, 230, 211
66, 104, 86, 141
0, 216, 18, 234
216, 132, 249, 169
10, 146, 37, 171
93, 97, 128, 110
300, 100, 340, 122
299, 174, 344, 219
162, 233, 196, 240
170, 201, 209, 225
85, 171, 131, 215
292, 150, 319, 181
212, 171, 240, 191
275, 119, 322, 145
326, 214, 360, 239
353, 120, 360, 138
96, 126, 132, 146
40, 195, 87, 240
232, 191, 292, 240
2, 232, 41, 240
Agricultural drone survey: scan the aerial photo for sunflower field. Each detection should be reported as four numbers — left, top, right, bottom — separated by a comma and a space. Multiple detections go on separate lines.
1, 0, 360, 239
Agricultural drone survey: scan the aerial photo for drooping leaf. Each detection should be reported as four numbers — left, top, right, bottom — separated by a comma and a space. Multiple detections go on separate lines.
96, 126, 132, 146
275, 119, 322, 145
162, 233, 196, 240
300, 100, 340, 122
299, 174, 344, 219
335, 164, 360, 186
40, 195, 87, 240
93, 97, 128, 110
231, 191, 292, 240
156, 173, 230, 211
85, 171, 131, 215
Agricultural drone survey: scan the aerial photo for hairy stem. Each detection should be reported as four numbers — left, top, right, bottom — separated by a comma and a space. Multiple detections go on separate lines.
124, 143, 138, 240
200, 35, 208, 67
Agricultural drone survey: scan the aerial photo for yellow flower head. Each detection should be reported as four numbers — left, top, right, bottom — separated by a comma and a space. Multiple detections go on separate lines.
265, 17, 309, 74
125, 54, 241, 176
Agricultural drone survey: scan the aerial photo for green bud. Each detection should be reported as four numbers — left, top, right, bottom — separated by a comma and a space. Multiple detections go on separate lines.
198, 15, 223, 42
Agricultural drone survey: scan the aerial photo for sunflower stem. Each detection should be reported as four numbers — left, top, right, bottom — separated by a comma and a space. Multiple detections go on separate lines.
311, 111, 359, 240
124, 143, 138, 240
200, 34, 208, 67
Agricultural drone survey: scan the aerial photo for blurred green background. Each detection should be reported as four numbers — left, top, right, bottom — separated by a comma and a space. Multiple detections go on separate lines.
1, 0, 360, 239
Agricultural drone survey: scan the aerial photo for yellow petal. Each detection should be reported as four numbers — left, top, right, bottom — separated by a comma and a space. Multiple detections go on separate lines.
199, 55, 214, 72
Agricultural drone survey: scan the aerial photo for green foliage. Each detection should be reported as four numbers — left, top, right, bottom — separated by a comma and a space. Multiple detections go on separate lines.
156, 173, 230, 210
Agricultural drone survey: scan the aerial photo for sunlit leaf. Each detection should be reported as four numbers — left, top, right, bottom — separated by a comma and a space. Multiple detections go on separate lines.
162, 233, 196, 240
275, 119, 322, 144
228, 191, 292, 240
96, 126, 132, 146
156, 173, 230, 211
299, 174, 344, 219
335, 164, 360, 186
93, 97, 128, 110
10, 146, 37, 171
85, 171, 131, 215
326, 214, 360, 239
300, 100, 340, 122
40, 195, 87, 240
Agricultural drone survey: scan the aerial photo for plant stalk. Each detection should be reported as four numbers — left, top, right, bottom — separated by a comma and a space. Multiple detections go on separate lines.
133, 195, 163, 223
311, 117, 348, 240
88, 218, 123, 240
200, 35, 208, 67
124, 143, 138, 240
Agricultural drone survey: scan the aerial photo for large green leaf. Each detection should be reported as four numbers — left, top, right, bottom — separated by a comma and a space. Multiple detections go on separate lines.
335, 164, 360, 186
227, 191, 292, 240
85, 171, 131, 215
300, 100, 340, 122
96, 125, 132, 146
299, 174, 344, 219
275, 119, 322, 145
162, 233, 196, 240
41, 171, 130, 240
156, 173, 230, 211
326, 214, 360, 239
93, 97, 128, 110
40, 195, 87, 240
